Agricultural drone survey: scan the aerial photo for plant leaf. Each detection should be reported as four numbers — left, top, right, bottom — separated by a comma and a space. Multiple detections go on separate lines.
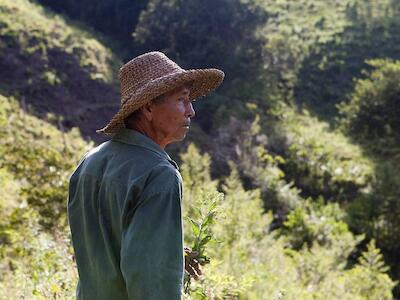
189, 218, 200, 237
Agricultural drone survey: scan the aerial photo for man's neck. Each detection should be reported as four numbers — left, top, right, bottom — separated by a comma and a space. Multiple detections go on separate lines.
127, 122, 169, 149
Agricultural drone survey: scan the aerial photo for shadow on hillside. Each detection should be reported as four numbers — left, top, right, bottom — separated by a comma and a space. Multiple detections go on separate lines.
0, 36, 120, 143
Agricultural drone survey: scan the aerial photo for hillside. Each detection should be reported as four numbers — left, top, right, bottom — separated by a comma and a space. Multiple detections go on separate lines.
0, 0, 121, 141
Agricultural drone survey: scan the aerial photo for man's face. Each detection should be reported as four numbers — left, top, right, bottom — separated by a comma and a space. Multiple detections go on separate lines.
149, 86, 195, 147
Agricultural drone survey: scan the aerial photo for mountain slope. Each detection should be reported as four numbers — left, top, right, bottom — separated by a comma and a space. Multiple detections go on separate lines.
0, 0, 122, 140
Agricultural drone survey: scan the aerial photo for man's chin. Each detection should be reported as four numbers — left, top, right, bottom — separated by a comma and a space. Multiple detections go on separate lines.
177, 133, 187, 141
174, 131, 188, 142
166, 129, 189, 146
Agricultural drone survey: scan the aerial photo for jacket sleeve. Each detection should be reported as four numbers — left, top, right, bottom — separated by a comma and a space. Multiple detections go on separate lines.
120, 165, 184, 300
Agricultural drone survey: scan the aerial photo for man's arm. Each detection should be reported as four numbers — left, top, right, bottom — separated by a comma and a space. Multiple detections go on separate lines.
120, 165, 184, 300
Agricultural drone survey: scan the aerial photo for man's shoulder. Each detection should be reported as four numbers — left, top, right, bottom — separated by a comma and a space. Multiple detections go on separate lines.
150, 161, 182, 182
81, 139, 159, 168
144, 161, 183, 194
69, 141, 109, 182
71, 139, 180, 185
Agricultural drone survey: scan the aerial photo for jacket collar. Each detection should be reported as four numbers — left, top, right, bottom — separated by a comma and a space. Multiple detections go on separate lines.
112, 128, 179, 169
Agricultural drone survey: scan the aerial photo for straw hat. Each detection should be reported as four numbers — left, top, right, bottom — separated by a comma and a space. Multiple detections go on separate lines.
97, 51, 225, 135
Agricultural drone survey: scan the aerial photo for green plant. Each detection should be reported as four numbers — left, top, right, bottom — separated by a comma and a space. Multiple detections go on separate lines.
184, 192, 223, 294
339, 59, 400, 159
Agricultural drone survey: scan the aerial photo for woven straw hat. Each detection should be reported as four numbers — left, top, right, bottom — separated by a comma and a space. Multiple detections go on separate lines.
97, 51, 224, 135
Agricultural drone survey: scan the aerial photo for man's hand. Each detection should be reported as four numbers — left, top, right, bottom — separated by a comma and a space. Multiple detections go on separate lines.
184, 247, 202, 281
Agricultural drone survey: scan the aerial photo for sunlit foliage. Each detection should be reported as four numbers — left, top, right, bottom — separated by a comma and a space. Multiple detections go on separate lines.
180, 144, 395, 299
0, 94, 88, 298
273, 105, 374, 202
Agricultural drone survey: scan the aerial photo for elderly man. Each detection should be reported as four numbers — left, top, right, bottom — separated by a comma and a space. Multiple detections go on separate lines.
68, 52, 224, 299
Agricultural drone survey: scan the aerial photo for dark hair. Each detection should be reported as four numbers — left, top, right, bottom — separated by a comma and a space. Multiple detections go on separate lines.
152, 93, 167, 105
124, 109, 141, 128
123, 94, 167, 128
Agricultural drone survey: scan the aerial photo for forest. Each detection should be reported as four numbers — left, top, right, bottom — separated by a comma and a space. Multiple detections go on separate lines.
0, 0, 399, 299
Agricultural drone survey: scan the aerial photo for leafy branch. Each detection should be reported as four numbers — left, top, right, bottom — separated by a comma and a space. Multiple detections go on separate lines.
184, 192, 223, 294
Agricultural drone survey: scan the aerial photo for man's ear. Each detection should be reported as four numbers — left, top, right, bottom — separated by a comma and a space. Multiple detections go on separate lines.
141, 102, 153, 121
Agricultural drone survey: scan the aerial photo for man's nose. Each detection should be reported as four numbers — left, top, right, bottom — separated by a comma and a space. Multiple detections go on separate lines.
186, 102, 195, 118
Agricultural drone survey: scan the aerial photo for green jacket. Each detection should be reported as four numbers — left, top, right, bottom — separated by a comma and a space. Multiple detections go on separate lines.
68, 129, 184, 299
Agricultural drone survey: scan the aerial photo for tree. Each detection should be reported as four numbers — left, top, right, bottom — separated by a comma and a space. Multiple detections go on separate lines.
134, 0, 268, 130
37, 0, 148, 50
339, 59, 400, 156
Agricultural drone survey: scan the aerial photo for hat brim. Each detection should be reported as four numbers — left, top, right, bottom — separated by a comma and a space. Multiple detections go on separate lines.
96, 68, 224, 135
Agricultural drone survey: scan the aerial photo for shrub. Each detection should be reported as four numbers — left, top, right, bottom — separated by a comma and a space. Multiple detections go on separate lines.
273, 105, 373, 202
339, 59, 400, 159
0, 95, 90, 228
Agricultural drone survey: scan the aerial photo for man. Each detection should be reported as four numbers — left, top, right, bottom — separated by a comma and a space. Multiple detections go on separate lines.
68, 51, 224, 299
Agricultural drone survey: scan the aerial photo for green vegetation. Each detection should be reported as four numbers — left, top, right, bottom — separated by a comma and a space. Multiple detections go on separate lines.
0, 94, 89, 298
1, 0, 400, 298
339, 59, 400, 158
181, 145, 395, 299
337, 59, 400, 291
0, 95, 90, 227
274, 106, 374, 202
294, 0, 400, 117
